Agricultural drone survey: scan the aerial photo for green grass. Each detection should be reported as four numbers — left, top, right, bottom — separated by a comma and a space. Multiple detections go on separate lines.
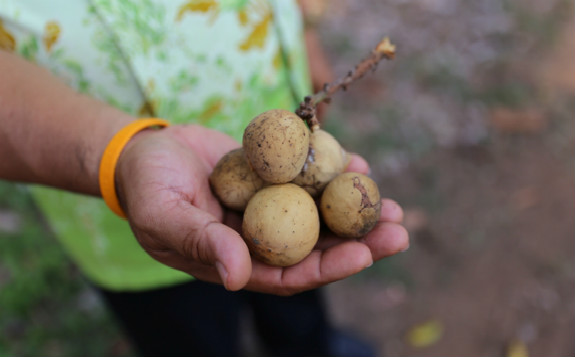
0, 182, 131, 357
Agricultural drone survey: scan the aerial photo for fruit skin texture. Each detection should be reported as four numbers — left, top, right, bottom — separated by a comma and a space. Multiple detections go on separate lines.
243, 109, 310, 184
242, 183, 320, 267
320, 172, 382, 238
292, 128, 350, 198
209, 148, 264, 211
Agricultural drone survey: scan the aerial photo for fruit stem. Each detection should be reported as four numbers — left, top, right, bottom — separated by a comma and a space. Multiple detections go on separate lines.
295, 37, 396, 131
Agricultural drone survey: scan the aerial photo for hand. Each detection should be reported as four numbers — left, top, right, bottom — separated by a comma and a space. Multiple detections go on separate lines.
116, 125, 409, 295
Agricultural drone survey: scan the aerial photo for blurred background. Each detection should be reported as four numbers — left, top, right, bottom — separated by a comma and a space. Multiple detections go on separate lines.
318, 1, 574, 356
1, 0, 573, 356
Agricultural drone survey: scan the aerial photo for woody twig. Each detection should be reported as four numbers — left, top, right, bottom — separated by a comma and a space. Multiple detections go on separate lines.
296, 37, 396, 130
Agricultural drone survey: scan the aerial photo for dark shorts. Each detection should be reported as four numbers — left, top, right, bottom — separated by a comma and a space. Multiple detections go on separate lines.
97, 279, 330, 357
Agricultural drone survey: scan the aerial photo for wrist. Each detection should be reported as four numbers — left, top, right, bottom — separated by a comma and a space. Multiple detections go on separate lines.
99, 119, 170, 218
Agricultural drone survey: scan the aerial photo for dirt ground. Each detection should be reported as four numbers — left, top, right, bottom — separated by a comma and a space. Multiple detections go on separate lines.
316, 1, 575, 356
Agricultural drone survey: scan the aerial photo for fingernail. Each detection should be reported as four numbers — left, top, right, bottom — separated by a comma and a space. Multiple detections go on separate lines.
400, 244, 410, 253
215, 261, 229, 288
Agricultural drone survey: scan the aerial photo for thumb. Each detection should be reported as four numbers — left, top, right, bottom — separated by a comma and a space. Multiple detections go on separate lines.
162, 204, 252, 291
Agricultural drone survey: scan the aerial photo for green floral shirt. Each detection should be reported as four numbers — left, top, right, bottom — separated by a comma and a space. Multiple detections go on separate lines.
0, 0, 311, 291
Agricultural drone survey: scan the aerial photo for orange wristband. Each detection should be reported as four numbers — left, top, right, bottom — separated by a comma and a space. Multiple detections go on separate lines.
99, 118, 170, 218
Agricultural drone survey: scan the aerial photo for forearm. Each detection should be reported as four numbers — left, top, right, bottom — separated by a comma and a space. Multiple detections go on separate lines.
0, 50, 135, 196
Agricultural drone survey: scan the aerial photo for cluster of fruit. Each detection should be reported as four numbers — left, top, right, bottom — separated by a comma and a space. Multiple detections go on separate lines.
209, 109, 381, 267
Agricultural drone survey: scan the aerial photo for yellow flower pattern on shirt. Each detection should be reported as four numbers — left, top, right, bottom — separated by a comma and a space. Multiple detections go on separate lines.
43, 21, 60, 52
176, 0, 219, 22
0, 18, 15, 50
238, 0, 272, 51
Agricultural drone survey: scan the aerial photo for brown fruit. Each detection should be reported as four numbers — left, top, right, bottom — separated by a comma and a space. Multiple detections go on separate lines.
320, 172, 382, 238
243, 109, 310, 184
292, 128, 349, 197
209, 148, 264, 211
242, 183, 320, 266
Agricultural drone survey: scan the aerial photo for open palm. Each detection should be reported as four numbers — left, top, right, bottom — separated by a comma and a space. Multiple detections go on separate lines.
115, 124, 408, 295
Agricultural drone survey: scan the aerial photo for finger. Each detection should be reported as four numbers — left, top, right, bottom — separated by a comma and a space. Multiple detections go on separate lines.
345, 153, 370, 174
140, 200, 252, 291
359, 222, 409, 261
147, 249, 222, 284
380, 198, 404, 223
245, 241, 373, 295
